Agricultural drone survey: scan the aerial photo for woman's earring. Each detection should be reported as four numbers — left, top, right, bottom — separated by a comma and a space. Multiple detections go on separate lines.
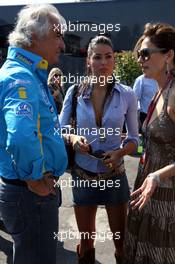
87, 65, 91, 75
166, 61, 170, 75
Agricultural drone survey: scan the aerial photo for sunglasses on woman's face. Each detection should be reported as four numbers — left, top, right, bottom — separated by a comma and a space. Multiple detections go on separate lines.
54, 74, 61, 79
137, 48, 167, 61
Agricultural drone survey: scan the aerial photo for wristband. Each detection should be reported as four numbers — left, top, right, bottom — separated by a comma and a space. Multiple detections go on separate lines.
147, 173, 161, 185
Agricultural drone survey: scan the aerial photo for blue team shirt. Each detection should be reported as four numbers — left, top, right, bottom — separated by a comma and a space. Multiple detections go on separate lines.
60, 82, 139, 173
0, 46, 67, 180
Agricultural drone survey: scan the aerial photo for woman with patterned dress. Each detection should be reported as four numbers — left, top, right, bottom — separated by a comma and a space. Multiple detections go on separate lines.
123, 23, 175, 264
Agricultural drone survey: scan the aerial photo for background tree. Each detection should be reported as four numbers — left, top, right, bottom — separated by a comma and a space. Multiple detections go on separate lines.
114, 51, 142, 87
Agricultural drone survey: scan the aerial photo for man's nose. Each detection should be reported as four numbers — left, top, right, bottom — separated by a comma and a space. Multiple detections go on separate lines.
101, 58, 107, 65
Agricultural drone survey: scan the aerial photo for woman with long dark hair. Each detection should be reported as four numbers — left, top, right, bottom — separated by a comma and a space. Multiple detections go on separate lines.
60, 35, 138, 264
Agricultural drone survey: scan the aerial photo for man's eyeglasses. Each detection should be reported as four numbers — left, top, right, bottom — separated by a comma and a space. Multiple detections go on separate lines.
137, 48, 167, 61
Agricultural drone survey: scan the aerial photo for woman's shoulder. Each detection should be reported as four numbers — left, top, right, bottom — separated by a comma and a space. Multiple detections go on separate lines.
114, 82, 135, 95
64, 84, 80, 100
65, 84, 76, 95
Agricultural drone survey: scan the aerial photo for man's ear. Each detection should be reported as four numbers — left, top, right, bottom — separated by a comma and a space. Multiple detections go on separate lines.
31, 33, 38, 48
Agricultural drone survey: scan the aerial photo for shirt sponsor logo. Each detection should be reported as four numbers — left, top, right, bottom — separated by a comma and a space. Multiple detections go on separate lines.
15, 53, 33, 66
18, 87, 27, 99
8, 80, 32, 89
15, 102, 33, 119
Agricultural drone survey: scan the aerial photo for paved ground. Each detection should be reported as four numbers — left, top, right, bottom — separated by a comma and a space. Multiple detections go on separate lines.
0, 155, 139, 264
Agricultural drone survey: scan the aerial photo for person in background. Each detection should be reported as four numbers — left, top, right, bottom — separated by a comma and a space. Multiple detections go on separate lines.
60, 35, 138, 264
133, 74, 158, 132
48, 67, 65, 114
123, 22, 175, 264
0, 4, 83, 264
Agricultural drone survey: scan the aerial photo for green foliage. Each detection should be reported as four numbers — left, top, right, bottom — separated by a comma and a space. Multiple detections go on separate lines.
114, 51, 142, 87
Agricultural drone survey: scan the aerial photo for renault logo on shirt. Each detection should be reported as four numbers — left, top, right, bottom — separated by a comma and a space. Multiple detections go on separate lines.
18, 87, 27, 99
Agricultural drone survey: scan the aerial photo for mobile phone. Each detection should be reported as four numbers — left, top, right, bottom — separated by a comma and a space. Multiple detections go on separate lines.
87, 149, 107, 160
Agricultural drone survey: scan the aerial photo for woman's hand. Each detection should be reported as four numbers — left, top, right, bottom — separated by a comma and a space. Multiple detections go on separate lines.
130, 176, 158, 210
52, 89, 59, 99
103, 149, 124, 170
70, 135, 89, 154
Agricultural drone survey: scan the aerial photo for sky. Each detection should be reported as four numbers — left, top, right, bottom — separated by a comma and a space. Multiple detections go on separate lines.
0, 0, 77, 6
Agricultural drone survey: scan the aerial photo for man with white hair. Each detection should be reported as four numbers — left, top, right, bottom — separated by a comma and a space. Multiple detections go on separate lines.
0, 4, 68, 264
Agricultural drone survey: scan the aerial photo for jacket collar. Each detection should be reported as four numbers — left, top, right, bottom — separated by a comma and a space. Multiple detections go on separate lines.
7, 46, 48, 72
82, 81, 122, 100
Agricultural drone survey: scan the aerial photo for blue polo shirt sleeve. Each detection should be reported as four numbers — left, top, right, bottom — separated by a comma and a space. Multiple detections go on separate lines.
133, 76, 143, 110
2, 71, 44, 180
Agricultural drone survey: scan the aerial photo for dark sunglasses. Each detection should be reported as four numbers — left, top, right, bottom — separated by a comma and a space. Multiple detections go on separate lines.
137, 48, 167, 61
54, 74, 61, 78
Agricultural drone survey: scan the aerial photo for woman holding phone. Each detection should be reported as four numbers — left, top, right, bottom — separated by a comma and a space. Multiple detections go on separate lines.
60, 35, 138, 264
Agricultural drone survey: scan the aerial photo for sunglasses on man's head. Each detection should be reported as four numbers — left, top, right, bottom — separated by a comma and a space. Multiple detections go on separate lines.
137, 48, 167, 61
